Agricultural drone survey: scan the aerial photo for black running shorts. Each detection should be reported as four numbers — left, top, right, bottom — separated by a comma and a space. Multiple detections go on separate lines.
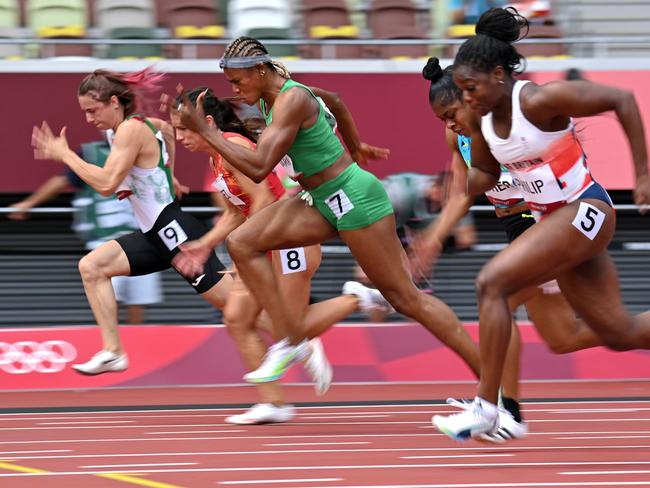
116, 200, 226, 294
499, 211, 536, 243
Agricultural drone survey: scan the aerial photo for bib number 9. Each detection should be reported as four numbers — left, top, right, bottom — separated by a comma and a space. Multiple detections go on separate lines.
158, 219, 189, 250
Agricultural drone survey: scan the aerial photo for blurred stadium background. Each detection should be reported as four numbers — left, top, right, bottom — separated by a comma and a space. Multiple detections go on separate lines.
1, 0, 649, 330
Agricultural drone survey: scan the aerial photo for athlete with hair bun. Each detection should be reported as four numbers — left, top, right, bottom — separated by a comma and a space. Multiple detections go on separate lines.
430, 7, 650, 441
416, 56, 605, 442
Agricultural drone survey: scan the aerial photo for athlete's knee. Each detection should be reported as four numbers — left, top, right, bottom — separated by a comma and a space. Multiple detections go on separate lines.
382, 285, 422, 316
78, 254, 105, 282
475, 266, 505, 302
600, 333, 635, 352
546, 339, 575, 355
226, 229, 250, 258
224, 315, 248, 341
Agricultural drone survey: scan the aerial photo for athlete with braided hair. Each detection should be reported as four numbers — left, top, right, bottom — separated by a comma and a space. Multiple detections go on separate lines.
431, 7, 650, 441
31, 68, 233, 375
175, 36, 482, 385
170, 86, 393, 423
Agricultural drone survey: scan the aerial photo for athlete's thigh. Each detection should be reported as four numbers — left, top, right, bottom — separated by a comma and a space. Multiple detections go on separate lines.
229, 197, 338, 252
525, 287, 578, 339
479, 199, 615, 294
339, 214, 413, 291
116, 231, 170, 276
555, 251, 629, 336
84, 240, 132, 277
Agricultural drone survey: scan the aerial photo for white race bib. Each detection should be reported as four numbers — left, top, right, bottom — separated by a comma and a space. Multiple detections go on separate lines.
212, 176, 246, 207
572, 201, 606, 240
279, 247, 307, 274
325, 189, 354, 219
158, 219, 188, 250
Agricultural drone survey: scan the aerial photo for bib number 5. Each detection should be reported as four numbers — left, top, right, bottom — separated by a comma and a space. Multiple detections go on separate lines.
572, 202, 605, 240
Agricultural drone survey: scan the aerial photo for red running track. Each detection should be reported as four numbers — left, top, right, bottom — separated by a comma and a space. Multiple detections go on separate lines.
0, 381, 649, 487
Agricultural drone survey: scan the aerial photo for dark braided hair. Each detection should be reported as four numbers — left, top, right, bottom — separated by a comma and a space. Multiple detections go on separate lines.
455, 7, 529, 75
222, 36, 291, 78
176, 87, 258, 142
422, 57, 461, 106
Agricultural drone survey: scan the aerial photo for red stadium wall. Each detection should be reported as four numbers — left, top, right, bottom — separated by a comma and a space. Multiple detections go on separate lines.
1, 70, 649, 193
0, 323, 648, 391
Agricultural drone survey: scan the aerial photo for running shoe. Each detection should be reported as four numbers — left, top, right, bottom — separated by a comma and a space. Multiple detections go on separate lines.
225, 403, 296, 425
304, 338, 333, 396
478, 409, 529, 443
244, 338, 312, 383
342, 281, 394, 315
72, 350, 128, 375
432, 397, 498, 441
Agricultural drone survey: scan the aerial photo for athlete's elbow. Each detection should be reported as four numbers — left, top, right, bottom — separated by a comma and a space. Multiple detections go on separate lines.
249, 167, 268, 184
613, 89, 637, 115
97, 180, 120, 196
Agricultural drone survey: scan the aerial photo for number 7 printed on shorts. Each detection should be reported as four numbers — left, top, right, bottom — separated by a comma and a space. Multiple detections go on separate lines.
326, 189, 354, 219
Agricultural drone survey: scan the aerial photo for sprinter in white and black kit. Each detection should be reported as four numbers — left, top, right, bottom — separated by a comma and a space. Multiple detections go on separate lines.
31, 68, 232, 375
429, 7, 650, 441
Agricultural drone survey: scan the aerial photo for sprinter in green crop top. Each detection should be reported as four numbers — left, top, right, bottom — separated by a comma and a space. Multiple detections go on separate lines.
175, 36, 481, 385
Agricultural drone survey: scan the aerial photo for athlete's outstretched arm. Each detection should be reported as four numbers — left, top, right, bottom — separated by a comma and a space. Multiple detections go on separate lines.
178, 88, 309, 183
528, 80, 650, 206
32, 120, 140, 196
410, 130, 473, 275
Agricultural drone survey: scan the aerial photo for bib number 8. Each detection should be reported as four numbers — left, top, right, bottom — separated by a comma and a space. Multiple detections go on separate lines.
279, 247, 307, 274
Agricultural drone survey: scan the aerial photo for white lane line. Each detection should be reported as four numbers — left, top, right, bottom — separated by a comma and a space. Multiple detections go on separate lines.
301, 415, 392, 419
146, 431, 248, 435
528, 419, 650, 423
81, 463, 198, 468
38, 421, 135, 425
3, 446, 649, 462
420, 426, 650, 435
218, 479, 342, 485
5, 407, 650, 422
561, 470, 650, 475
4, 432, 650, 446
556, 435, 650, 440
0, 424, 254, 431
6, 461, 650, 477
258, 483, 650, 487
1, 399, 647, 416
545, 408, 650, 414
0, 414, 240, 421
0, 450, 72, 455
399, 455, 513, 460
264, 442, 371, 446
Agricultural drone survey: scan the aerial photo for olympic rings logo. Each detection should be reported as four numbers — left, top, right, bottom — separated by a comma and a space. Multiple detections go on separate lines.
0, 341, 77, 374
